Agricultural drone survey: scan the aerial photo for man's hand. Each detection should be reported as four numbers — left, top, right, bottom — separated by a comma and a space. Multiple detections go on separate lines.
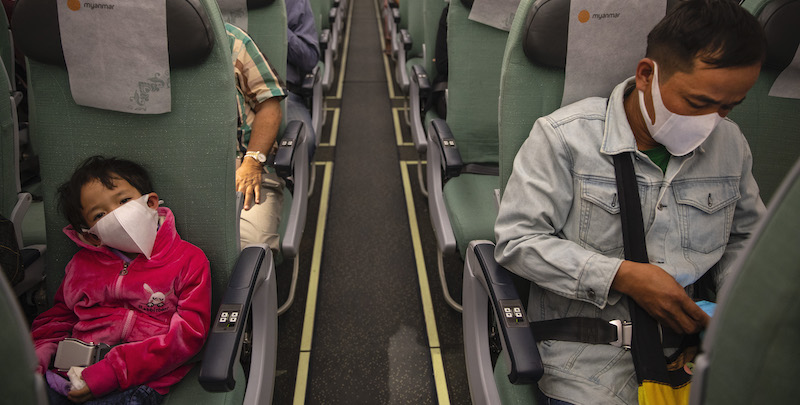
236, 157, 263, 210
612, 261, 710, 334
67, 384, 94, 403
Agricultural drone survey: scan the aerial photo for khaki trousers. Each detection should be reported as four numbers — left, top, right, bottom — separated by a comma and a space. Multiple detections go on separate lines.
239, 169, 284, 251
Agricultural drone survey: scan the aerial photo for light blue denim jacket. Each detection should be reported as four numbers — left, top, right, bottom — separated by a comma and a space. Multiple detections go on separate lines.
494, 78, 765, 404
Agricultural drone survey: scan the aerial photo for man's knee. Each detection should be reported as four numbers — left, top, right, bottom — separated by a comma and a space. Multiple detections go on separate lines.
239, 175, 284, 250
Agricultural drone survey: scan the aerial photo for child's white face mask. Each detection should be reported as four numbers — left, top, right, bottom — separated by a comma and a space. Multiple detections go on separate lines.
88, 194, 158, 259
638, 61, 723, 156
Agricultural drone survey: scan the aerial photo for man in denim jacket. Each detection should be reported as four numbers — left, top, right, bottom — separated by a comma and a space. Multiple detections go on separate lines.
494, 1, 766, 404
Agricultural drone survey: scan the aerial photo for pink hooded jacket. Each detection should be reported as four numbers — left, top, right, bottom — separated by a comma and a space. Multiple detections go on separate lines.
31, 207, 211, 397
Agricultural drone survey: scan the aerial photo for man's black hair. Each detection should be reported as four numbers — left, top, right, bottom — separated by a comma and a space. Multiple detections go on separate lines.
57, 156, 154, 230
646, 0, 766, 78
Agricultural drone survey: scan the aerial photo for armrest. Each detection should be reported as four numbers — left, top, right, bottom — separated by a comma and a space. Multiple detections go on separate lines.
426, 118, 457, 254
279, 121, 311, 258
299, 65, 319, 98
391, 7, 401, 24
11, 193, 33, 248
399, 28, 412, 51
274, 120, 304, 182
199, 246, 270, 392
411, 64, 431, 93
388, 0, 399, 8
408, 64, 429, 153
329, 7, 337, 24
319, 29, 330, 52
472, 243, 543, 384
429, 118, 463, 179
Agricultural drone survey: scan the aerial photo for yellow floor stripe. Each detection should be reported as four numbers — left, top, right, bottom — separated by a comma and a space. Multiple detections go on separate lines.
430, 348, 451, 405
293, 161, 334, 404
392, 107, 416, 147
400, 160, 451, 404
293, 352, 312, 405
392, 108, 404, 146
327, 108, 340, 146
334, 3, 355, 100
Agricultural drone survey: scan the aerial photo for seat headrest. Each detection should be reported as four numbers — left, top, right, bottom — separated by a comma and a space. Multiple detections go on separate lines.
759, 0, 800, 71
12, 0, 215, 68
522, 0, 570, 69
522, 0, 680, 69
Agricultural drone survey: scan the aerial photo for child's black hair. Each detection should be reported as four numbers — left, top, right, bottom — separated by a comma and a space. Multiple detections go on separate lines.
57, 156, 154, 230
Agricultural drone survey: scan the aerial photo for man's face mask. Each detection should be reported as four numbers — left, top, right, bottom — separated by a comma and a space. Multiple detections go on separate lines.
87, 194, 158, 259
638, 61, 723, 156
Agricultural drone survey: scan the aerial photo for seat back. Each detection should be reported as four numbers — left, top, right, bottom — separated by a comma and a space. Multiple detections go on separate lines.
0, 269, 47, 405
498, 0, 671, 193
0, 58, 17, 220
246, 0, 288, 82
0, 5, 13, 91
405, 0, 425, 60
446, 0, 508, 165
727, 0, 800, 203
422, 0, 445, 78
690, 155, 800, 404
12, 0, 239, 312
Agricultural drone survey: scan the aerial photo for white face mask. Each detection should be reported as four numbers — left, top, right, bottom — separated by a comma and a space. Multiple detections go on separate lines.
88, 194, 158, 259
638, 62, 723, 156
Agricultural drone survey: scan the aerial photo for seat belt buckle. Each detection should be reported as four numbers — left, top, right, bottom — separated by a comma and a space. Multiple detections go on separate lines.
53, 338, 112, 371
609, 320, 632, 349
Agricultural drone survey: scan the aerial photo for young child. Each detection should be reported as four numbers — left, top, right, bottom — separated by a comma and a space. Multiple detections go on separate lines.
31, 156, 211, 405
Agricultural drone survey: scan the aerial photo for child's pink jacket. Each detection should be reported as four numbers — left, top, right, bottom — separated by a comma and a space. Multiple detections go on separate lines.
31, 207, 211, 396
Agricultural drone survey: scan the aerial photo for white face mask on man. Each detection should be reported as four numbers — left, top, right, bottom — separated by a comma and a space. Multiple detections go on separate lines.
638, 61, 723, 156
87, 194, 159, 259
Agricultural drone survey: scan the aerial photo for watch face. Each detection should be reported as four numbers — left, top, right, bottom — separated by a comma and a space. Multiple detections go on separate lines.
257, 153, 267, 163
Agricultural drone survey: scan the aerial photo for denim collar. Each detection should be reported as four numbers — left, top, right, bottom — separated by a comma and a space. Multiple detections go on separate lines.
600, 78, 639, 156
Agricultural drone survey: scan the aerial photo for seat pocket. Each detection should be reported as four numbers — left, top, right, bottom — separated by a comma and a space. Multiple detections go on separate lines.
673, 179, 740, 253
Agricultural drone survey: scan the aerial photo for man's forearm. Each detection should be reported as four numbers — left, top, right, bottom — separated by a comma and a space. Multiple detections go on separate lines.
247, 98, 282, 153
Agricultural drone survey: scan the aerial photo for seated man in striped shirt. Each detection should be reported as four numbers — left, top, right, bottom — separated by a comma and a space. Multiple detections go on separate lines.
226, 23, 287, 251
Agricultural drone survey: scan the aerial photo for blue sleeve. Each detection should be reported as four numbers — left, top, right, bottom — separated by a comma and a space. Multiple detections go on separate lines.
286, 0, 320, 75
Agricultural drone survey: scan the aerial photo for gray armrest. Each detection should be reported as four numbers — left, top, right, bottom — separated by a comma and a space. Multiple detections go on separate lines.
319, 29, 330, 52
430, 119, 463, 179
320, 29, 334, 92
463, 241, 542, 405
309, 64, 324, 144
199, 246, 274, 393
426, 119, 459, 254
275, 121, 310, 258
394, 29, 411, 93
408, 64, 430, 153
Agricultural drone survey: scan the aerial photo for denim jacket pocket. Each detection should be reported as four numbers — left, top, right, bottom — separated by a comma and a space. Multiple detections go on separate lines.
579, 179, 624, 253
673, 179, 740, 253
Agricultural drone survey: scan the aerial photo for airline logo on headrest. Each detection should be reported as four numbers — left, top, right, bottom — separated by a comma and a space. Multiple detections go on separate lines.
578, 9, 621, 23
67, 0, 116, 11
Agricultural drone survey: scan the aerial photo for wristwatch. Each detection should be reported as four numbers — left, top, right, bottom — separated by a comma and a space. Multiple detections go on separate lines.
244, 150, 267, 165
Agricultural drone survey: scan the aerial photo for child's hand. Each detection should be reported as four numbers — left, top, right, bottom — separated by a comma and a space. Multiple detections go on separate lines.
67, 384, 94, 403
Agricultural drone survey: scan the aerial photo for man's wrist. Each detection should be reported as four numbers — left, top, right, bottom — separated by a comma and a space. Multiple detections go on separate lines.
244, 150, 267, 165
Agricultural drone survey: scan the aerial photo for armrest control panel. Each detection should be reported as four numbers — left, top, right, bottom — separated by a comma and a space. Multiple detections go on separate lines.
213, 304, 243, 333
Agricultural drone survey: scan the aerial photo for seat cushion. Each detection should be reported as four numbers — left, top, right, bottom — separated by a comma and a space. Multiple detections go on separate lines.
161, 362, 246, 405
494, 352, 540, 404
442, 173, 498, 258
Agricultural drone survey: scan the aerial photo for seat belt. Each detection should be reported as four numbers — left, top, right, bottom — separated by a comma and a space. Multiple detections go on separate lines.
461, 163, 499, 176
529, 317, 684, 348
613, 152, 694, 395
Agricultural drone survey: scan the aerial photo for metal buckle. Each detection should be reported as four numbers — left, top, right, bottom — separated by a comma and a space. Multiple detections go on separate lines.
609, 320, 632, 349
